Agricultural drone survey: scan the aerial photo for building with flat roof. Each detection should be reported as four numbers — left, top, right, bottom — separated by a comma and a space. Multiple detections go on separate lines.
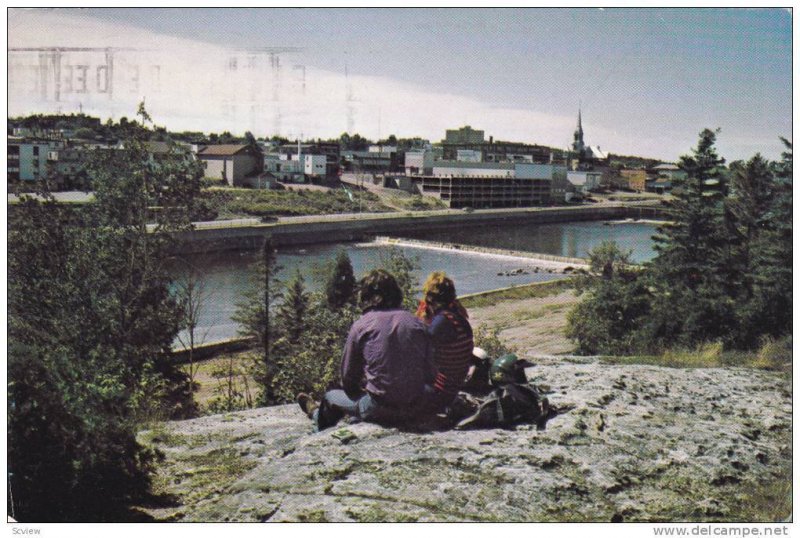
7, 137, 63, 183
444, 125, 485, 144
416, 161, 560, 208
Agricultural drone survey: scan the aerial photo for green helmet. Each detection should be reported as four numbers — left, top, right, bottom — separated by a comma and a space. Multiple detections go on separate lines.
490, 354, 520, 386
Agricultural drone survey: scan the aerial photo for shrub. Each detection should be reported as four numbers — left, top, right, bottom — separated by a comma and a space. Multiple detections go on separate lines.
473, 325, 516, 358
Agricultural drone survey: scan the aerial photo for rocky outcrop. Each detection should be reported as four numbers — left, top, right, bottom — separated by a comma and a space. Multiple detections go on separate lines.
139, 359, 791, 522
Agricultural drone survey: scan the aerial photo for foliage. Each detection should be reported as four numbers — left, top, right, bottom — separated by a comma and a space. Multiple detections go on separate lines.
200, 187, 390, 219
568, 129, 792, 355
7, 105, 200, 521
325, 249, 357, 309
339, 132, 372, 151
173, 259, 213, 385
376, 246, 421, 311
206, 356, 255, 413
566, 242, 651, 355
473, 325, 516, 359
275, 270, 310, 345
234, 249, 421, 405
268, 301, 358, 403
231, 240, 281, 405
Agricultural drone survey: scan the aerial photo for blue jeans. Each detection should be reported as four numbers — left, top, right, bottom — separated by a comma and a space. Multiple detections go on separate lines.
313, 390, 419, 431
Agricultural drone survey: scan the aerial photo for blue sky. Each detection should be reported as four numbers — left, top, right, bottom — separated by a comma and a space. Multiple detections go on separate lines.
8, 8, 792, 161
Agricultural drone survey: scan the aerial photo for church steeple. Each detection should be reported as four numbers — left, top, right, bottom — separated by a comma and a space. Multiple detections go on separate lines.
572, 106, 585, 154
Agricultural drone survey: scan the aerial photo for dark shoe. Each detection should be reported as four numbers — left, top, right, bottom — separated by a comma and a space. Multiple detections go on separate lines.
296, 393, 319, 419
536, 397, 550, 431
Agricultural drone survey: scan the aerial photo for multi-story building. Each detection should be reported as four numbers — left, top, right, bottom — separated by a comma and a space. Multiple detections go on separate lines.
444, 125, 485, 145
567, 170, 603, 193
278, 142, 340, 180
341, 149, 398, 173
415, 161, 560, 208
404, 149, 434, 176
7, 137, 63, 183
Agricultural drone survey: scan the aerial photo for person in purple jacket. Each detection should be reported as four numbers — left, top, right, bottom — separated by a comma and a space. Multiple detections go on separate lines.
297, 269, 435, 431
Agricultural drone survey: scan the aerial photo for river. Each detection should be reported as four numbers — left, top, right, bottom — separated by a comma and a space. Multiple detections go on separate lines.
172, 219, 660, 346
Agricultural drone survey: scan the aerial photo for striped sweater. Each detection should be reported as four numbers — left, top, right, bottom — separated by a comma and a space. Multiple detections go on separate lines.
428, 309, 474, 395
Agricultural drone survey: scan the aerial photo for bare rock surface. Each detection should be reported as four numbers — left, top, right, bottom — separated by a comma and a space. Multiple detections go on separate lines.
139, 359, 791, 522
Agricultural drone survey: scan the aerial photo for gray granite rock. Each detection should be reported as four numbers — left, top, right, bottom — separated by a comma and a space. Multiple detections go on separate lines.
139, 360, 791, 522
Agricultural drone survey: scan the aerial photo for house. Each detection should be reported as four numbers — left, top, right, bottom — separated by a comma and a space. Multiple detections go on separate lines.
264, 152, 328, 183
567, 170, 603, 193
197, 144, 262, 187
620, 169, 648, 192
277, 142, 340, 180
652, 163, 687, 181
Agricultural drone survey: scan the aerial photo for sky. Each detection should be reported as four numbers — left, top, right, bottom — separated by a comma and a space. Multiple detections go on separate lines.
7, 7, 793, 162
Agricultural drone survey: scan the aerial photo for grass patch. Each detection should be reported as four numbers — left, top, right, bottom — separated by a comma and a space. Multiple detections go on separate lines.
346, 505, 420, 523
200, 186, 392, 219
460, 279, 574, 309
296, 510, 331, 522
390, 194, 446, 211
600, 337, 792, 372
727, 448, 792, 522
191, 351, 258, 413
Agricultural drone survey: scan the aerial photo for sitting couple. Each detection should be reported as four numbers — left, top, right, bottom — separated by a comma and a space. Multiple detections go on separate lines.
297, 269, 473, 431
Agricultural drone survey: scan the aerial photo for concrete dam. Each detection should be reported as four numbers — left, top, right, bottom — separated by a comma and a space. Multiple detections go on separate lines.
170, 203, 667, 255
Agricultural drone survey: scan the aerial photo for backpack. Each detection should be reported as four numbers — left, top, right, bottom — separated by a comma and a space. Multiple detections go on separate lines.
449, 382, 550, 430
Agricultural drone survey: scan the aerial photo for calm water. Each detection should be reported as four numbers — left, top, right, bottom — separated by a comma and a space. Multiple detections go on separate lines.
400, 220, 659, 264
172, 220, 659, 345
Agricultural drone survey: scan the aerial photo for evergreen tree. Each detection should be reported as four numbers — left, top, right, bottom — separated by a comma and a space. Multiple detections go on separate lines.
738, 139, 793, 343
325, 250, 356, 309
377, 246, 420, 311
644, 128, 736, 348
232, 239, 281, 405
276, 270, 310, 345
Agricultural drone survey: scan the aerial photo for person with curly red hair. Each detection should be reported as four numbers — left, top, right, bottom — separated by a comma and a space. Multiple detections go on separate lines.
416, 271, 474, 413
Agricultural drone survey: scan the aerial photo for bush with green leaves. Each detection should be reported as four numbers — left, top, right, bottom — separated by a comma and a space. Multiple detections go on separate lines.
8, 105, 201, 521
473, 325, 517, 359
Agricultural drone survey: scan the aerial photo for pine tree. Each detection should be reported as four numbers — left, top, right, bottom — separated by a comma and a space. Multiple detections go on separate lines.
645, 128, 735, 348
739, 139, 792, 343
325, 249, 356, 309
232, 239, 282, 405
276, 269, 310, 345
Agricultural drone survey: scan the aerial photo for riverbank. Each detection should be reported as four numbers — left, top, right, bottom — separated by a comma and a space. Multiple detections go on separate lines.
169, 201, 665, 254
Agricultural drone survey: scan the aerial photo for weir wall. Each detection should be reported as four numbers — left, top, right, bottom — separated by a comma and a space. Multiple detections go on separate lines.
171, 203, 665, 254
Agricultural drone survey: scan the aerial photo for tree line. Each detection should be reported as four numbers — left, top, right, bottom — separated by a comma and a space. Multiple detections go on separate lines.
567, 129, 792, 356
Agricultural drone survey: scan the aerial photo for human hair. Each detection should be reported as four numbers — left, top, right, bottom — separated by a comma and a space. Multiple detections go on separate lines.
358, 269, 403, 312
422, 271, 457, 310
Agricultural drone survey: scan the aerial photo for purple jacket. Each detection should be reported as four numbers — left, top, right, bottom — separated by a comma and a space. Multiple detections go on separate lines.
341, 308, 435, 406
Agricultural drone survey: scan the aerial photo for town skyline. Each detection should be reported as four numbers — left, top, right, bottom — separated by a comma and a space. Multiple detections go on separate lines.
8, 7, 792, 162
